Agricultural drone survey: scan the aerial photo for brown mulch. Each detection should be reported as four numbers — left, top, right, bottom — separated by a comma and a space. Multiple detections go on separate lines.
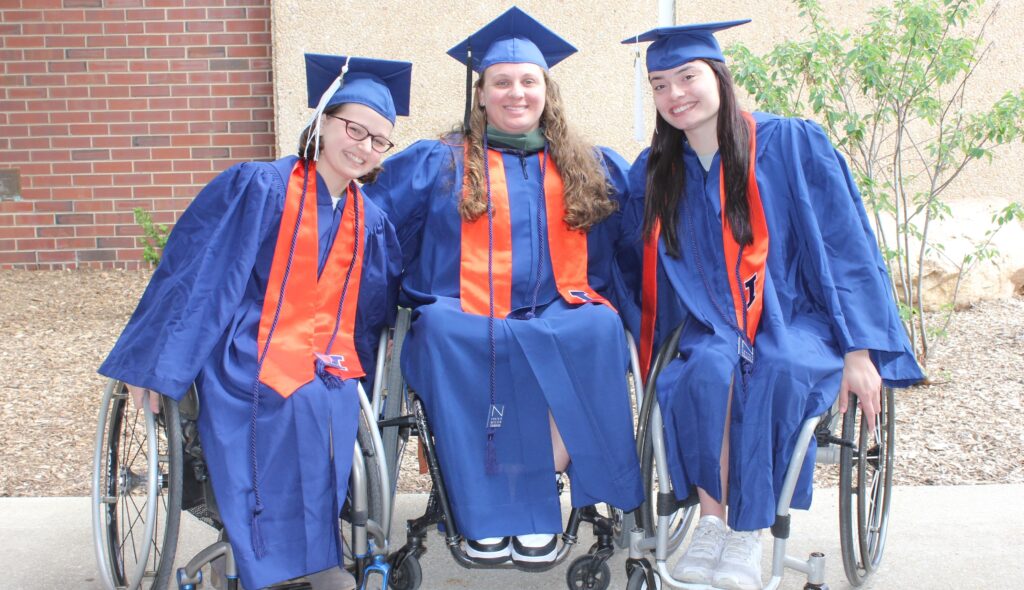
0, 269, 1021, 497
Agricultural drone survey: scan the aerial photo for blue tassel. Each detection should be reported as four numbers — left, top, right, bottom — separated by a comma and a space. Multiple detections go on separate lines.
250, 502, 267, 559
315, 358, 345, 389
485, 431, 498, 475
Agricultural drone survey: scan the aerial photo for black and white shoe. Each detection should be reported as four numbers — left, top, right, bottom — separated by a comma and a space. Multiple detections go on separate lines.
466, 536, 511, 564
511, 533, 558, 564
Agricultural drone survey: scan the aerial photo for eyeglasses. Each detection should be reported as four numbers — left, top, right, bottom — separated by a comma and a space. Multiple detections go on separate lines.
327, 115, 395, 153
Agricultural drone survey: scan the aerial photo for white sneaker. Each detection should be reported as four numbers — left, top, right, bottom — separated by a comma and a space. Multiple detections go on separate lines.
671, 515, 727, 584
712, 529, 763, 590
511, 533, 558, 563
466, 536, 511, 563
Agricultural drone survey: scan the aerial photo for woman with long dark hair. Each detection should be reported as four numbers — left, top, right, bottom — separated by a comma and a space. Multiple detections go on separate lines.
623, 21, 923, 590
100, 54, 407, 590
364, 7, 642, 566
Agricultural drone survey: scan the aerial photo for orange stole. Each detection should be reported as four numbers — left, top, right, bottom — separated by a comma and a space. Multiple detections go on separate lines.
726, 112, 767, 343
460, 149, 610, 318
638, 112, 767, 381
639, 220, 660, 382
257, 160, 366, 398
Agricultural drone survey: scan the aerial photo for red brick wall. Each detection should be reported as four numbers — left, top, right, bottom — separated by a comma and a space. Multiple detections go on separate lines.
0, 0, 274, 270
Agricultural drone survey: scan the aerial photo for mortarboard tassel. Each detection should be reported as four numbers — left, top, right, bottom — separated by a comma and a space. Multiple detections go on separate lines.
463, 45, 473, 134
485, 431, 498, 475
633, 43, 646, 142
302, 56, 351, 160
250, 500, 267, 559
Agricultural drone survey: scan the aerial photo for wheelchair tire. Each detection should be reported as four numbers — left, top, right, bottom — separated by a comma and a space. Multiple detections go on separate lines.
92, 379, 183, 590
341, 403, 388, 568
386, 552, 422, 590
380, 307, 412, 500
838, 386, 895, 586
565, 554, 611, 590
635, 325, 695, 555
624, 560, 660, 590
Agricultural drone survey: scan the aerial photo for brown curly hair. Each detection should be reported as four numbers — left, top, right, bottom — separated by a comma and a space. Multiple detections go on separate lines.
457, 71, 617, 231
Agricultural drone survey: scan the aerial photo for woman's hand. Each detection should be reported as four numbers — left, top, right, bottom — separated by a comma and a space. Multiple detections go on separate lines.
838, 349, 881, 432
127, 384, 162, 414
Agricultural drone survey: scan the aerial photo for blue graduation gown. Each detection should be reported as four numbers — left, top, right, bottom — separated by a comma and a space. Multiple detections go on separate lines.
623, 114, 923, 531
99, 156, 401, 590
363, 139, 643, 540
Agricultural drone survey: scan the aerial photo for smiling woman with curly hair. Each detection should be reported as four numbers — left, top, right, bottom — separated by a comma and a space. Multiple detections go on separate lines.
363, 6, 642, 567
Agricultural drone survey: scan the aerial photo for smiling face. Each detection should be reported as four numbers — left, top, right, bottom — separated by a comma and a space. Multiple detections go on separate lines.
317, 102, 393, 193
649, 59, 721, 148
478, 62, 546, 134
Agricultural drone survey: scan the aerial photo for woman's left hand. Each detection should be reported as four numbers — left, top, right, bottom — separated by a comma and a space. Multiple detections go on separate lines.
838, 349, 882, 432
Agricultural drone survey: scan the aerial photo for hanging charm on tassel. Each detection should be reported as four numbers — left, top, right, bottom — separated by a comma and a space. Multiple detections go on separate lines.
314, 353, 348, 389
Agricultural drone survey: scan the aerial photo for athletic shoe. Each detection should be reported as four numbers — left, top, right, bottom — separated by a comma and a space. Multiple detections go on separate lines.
671, 514, 727, 584
712, 529, 763, 590
511, 533, 558, 564
466, 536, 511, 564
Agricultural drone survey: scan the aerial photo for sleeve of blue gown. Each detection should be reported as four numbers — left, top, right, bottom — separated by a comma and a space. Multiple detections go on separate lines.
783, 119, 924, 386
614, 151, 650, 342
98, 162, 282, 400
592, 146, 633, 311
362, 139, 456, 268
354, 205, 403, 393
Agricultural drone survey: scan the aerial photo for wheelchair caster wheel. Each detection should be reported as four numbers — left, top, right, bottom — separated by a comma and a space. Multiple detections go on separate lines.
625, 558, 660, 589
566, 554, 611, 590
387, 552, 422, 590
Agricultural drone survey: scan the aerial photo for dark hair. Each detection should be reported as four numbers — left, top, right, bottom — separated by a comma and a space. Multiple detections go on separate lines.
642, 60, 751, 257
296, 103, 381, 184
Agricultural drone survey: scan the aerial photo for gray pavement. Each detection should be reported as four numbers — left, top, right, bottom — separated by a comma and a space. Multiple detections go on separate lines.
2, 484, 1021, 589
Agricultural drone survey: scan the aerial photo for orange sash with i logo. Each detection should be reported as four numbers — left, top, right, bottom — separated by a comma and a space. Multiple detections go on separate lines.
639, 112, 766, 380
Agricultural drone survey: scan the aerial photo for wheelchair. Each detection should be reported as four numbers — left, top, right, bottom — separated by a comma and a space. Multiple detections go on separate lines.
624, 324, 895, 590
374, 308, 643, 590
90, 331, 400, 590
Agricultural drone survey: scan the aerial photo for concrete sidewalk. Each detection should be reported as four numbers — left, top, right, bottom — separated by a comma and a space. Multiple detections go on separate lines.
1, 484, 1020, 589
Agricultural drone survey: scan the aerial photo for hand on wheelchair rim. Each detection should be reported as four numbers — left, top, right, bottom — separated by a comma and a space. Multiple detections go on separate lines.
838, 350, 881, 433
128, 384, 162, 414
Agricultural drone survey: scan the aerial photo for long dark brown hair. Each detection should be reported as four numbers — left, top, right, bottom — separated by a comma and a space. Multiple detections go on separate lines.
642, 60, 750, 257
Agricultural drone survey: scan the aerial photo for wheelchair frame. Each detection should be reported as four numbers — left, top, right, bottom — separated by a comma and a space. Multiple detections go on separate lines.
375, 308, 644, 590
624, 324, 895, 590
91, 329, 397, 590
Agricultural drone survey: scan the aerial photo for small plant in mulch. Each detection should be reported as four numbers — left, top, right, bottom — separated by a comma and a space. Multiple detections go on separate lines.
132, 207, 169, 266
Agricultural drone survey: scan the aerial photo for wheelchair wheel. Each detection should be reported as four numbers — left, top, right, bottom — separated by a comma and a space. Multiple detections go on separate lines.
566, 554, 611, 590
634, 325, 695, 555
386, 552, 422, 590
838, 386, 895, 586
92, 379, 183, 590
624, 559, 661, 590
380, 307, 412, 499
341, 388, 389, 577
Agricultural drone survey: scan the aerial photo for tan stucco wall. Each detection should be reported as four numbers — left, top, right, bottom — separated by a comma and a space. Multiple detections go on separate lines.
269, 1, 1024, 302
270, 0, 1023, 204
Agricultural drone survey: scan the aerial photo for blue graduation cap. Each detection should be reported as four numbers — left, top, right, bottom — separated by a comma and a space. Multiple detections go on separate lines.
622, 19, 751, 72
304, 53, 412, 124
447, 6, 577, 72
